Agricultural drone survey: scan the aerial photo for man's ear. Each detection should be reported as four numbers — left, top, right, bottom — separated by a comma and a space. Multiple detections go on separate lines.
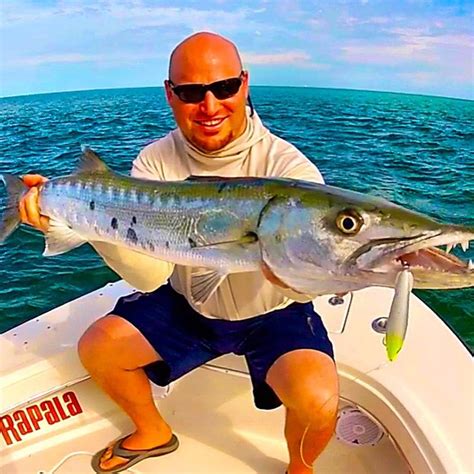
164, 80, 173, 103
241, 70, 250, 98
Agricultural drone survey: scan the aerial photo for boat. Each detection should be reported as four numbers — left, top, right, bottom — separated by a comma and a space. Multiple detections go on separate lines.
1, 279, 472, 473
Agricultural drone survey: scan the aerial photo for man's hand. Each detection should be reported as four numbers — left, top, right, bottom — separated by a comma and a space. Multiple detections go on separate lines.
19, 175, 50, 233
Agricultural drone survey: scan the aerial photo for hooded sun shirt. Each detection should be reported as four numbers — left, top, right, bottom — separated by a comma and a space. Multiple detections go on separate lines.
92, 109, 325, 320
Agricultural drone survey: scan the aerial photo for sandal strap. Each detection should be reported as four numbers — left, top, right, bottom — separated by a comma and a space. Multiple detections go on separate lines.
113, 434, 178, 458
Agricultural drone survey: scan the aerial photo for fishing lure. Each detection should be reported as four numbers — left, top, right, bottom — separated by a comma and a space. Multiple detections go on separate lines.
385, 267, 414, 361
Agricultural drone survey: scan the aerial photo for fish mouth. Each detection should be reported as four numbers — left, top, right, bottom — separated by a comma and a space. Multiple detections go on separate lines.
352, 231, 473, 281
391, 233, 472, 273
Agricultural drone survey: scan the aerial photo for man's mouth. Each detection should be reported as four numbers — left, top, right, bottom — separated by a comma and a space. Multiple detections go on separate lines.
195, 117, 227, 129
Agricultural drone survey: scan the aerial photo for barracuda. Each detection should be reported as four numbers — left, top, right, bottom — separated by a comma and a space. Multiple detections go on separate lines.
1, 148, 473, 305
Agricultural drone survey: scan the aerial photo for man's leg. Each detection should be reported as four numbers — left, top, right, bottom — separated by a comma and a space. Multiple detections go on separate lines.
266, 349, 339, 474
78, 314, 173, 471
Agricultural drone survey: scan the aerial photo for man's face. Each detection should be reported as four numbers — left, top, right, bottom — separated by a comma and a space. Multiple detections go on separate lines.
165, 59, 248, 152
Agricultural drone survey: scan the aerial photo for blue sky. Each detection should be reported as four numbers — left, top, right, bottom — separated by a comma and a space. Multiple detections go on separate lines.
1, 0, 473, 99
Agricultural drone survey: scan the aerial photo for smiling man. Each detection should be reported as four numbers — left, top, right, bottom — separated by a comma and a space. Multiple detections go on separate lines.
20, 32, 339, 474
165, 37, 248, 151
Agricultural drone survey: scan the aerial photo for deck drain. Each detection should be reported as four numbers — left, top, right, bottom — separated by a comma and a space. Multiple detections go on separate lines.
335, 407, 384, 447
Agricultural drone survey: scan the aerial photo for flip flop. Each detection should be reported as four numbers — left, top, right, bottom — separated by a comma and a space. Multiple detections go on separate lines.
91, 433, 179, 473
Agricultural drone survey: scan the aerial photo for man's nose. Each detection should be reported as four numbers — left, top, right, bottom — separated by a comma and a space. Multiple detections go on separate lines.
199, 90, 219, 115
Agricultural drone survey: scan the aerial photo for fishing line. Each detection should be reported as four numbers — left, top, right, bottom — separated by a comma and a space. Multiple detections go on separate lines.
298, 361, 390, 470
346, 360, 391, 385
298, 392, 340, 469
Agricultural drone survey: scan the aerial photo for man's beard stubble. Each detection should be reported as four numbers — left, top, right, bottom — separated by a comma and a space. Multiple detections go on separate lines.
191, 130, 235, 153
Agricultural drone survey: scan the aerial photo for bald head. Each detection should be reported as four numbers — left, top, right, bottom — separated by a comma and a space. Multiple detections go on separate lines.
165, 32, 249, 152
168, 32, 242, 82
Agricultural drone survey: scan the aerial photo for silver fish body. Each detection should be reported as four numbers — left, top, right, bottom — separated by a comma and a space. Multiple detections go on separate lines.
40, 174, 267, 273
1, 147, 473, 304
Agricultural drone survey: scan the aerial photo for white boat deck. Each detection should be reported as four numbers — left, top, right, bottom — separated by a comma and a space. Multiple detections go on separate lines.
1, 280, 472, 473
2, 365, 408, 474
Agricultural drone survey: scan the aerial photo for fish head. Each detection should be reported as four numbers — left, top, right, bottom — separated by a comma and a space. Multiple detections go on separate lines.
258, 182, 474, 295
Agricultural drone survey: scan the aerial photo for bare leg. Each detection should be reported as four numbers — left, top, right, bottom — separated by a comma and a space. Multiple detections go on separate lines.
284, 406, 337, 473
266, 349, 339, 474
78, 314, 173, 471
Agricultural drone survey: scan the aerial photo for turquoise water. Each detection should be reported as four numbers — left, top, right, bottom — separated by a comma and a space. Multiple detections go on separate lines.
0, 87, 473, 348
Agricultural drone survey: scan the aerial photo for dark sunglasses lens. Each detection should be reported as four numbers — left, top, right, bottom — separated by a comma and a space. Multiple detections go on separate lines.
172, 77, 242, 103
174, 85, 205, 103
211, 78, 242, 100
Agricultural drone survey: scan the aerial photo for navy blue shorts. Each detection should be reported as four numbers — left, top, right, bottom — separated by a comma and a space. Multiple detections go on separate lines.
112, 284, 334, 410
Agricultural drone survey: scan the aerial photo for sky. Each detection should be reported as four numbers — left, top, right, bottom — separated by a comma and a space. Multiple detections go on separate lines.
0, 0, 473, 99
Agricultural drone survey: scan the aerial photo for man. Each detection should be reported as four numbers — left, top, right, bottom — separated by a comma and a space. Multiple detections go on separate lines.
20, 32, 339, 474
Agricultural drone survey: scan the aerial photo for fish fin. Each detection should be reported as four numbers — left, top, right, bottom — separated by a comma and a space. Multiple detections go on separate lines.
190, 269, 227, 305
0, 174, 28, 244
43, 218, 87, 256
190, 232, 258, 249
76, 146, 111, 174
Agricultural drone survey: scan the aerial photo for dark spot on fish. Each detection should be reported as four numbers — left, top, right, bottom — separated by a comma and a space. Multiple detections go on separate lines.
111, 217, 118, 230
132, 216, 137, 225
188, 238, 196, 248
275, 234, 282, 243
217, 183, 227, 194
165, 241, 169, 249
141, 242, 147, 250
149, 241, 155, 252
127, 228, 138, 245
89, 201, 95, 211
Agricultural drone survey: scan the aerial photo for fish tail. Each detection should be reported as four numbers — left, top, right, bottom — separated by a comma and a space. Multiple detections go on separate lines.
0, 174, 28, 243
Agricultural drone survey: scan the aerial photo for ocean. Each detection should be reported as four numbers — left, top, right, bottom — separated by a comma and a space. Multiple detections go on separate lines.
0, 87, 473, 348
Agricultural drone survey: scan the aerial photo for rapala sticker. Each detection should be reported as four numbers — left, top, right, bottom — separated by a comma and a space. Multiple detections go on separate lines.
0, 391, 83, 446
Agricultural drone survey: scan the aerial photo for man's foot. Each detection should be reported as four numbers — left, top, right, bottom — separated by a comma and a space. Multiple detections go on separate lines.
92, 429, 177, 473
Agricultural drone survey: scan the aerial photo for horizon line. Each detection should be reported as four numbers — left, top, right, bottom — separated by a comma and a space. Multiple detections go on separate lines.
1, 84, 472, 103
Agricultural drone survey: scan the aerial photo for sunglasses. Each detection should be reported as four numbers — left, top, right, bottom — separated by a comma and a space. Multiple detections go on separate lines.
167, 72, 245, 104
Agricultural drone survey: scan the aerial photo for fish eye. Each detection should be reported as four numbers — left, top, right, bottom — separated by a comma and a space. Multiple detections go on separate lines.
336, 210, 363, 235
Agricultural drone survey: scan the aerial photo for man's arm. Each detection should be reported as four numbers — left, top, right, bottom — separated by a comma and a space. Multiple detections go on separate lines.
90, 242, 174, 292
90, 146, 175, 292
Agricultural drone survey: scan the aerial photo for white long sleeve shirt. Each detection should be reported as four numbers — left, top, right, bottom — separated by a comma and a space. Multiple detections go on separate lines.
93, 111, 324, 320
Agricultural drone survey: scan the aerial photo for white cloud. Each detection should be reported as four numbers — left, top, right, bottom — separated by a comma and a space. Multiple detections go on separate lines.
397, 67, 472, 88
243, 51, 311, 65
339, 26, 473, 66
0, 1, 254, 32
390, 28, 473, 48
344, 15, 392, 26
5, 51, 162, 67
307, 18, 325, 28
242, 51, 329, 69
340, 43, 436, 64
397, 71, 436, 85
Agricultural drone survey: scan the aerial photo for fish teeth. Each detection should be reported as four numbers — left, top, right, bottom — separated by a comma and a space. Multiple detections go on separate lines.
461, 240, 469, 252
468, 259, 474, 270
446, 243, 453, 253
